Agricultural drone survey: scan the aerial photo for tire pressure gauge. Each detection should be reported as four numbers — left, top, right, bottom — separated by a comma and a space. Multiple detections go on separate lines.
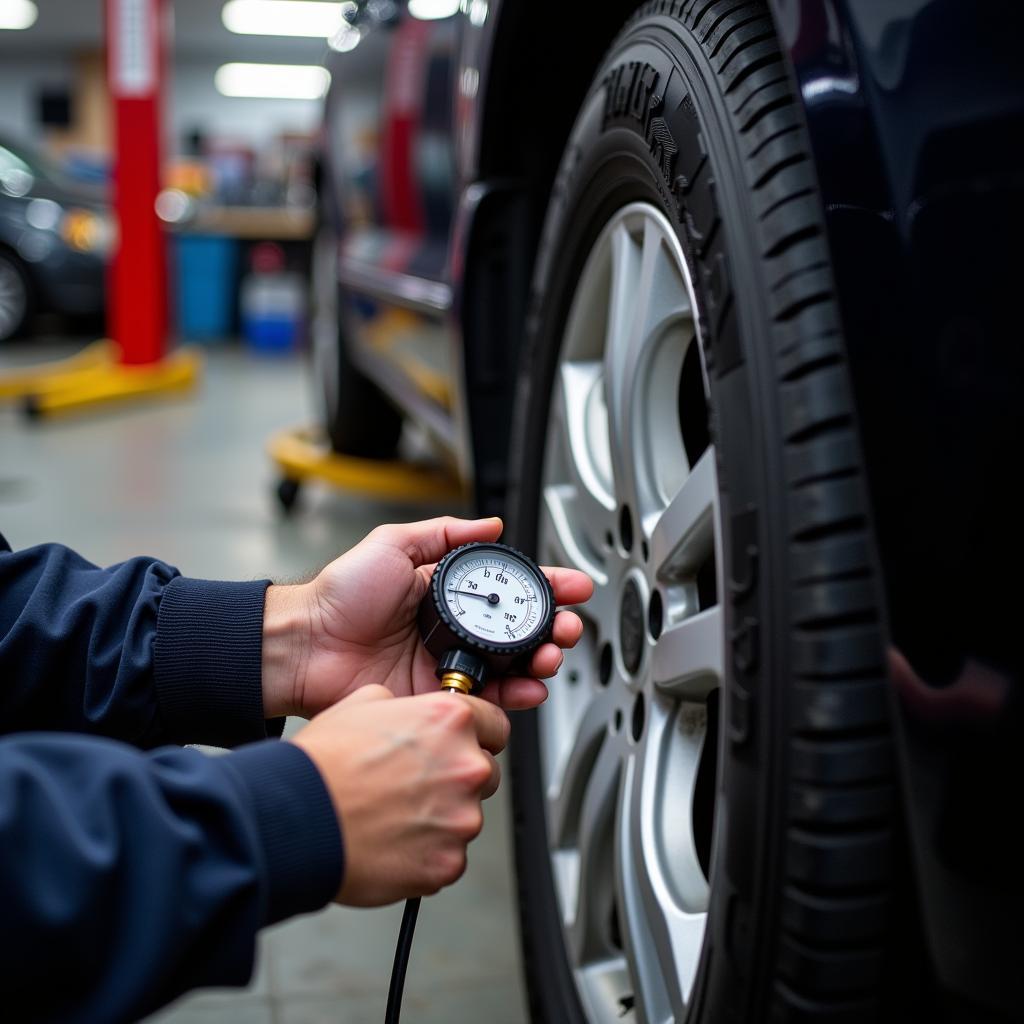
418, 541, 555, 695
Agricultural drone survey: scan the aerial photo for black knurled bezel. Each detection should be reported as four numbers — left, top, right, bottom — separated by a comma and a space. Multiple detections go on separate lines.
428, 541, 556, 658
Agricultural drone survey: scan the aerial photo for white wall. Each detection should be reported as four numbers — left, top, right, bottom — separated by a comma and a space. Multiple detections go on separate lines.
172, 60, 322, 149
0, 55, 322, 153
0, 56, 74, 140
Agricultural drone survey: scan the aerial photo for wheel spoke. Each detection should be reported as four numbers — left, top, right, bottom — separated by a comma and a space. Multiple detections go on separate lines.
652, 606, 724, 700
540, 361, 614, 582
538, 200, 718, 1024
567, 733, 622, 965
615, 751, 673, 1024
647, 446, 718, 581
541, 479, 607, 588
539, 483, 617, 638
545, 696, 612, 849
602, 220, 648, 517
605, 216, 694, 524
617, 703, 710, 1017
557, 360, 616, 514
577, 958, 634, 1023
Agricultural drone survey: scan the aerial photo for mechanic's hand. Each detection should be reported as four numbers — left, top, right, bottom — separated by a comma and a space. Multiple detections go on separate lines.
262, 517, 593, 719
291, 684, 507, 905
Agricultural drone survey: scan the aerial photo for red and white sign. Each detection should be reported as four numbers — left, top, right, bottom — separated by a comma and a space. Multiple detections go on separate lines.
109, 0, 156, 97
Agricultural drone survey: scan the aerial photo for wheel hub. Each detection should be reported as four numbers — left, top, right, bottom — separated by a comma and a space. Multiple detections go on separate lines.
619, 577, 644, 676
536, 201, 725, 1023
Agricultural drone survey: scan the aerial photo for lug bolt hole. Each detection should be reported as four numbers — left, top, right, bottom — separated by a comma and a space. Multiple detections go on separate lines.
619, 505, 633, 553
648, 590, 663, 641
604, 530, 614, 549
641, 539, 649, 562
631, 692, 646, 742
598, 643, 613, 686
568, 669, 579, 685
613, 709, 623, 734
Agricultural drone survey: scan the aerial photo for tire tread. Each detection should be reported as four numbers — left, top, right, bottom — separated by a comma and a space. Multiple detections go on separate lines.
512, 2, 894, 1020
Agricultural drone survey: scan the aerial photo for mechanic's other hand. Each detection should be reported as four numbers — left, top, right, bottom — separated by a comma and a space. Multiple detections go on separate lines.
262, 516, 593, 719
291, 684, 507, 905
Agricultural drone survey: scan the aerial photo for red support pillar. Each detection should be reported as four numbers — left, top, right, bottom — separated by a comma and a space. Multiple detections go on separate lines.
106, 0, 168, 366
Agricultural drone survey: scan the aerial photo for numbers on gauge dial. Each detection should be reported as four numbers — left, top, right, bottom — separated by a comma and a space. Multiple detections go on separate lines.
443, 553, 545, 644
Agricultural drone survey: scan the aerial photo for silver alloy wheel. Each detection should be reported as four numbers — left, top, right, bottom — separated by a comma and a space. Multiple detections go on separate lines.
0, 254, 28, 341
537, 202, 725, 1024
310, 225, 340, 429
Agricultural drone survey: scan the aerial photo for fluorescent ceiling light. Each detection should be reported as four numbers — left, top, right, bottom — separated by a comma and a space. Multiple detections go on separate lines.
215, 63, 331, 100
222, 0, 346, 38
0, 0, 38, 30
408, 0, 459, 20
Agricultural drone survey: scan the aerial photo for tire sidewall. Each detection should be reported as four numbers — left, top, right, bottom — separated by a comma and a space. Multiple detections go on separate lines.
507, 16, 795, 1024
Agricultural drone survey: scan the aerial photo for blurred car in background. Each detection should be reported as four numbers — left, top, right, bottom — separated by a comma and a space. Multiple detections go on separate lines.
312, 2, 1023, 1022
0, 133, 111, 341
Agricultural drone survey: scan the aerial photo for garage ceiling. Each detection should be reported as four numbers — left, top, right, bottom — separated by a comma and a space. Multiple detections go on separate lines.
0, 0, 331, 61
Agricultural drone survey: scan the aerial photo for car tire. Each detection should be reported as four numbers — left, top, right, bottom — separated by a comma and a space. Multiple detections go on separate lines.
310, 222, 403, 459
0, 247, 32, 342
506, 3, 895, 1022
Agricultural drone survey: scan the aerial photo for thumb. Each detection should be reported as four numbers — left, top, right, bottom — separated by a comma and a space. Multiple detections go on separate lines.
340, 683, 395, 706
378, 516, 503, 567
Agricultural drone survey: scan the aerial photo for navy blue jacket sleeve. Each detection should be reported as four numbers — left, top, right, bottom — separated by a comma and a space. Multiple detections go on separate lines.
0, 532, 281, 748
0, 733, 343, 1023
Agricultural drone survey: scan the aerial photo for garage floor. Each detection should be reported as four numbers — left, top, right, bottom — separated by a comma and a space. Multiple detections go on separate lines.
0, 339, 528, 1024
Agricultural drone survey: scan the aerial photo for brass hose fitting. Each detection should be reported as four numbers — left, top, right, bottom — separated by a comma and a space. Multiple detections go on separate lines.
439, 670, 474, 695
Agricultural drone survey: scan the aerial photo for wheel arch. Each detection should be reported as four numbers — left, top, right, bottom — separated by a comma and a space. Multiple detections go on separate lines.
458, 0, 647, 514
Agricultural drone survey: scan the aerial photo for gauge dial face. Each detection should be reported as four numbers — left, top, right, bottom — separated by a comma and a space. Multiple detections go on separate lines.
441, 548, 549, 646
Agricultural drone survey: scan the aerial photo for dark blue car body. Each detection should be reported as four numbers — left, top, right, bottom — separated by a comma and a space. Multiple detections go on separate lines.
777, 2, 1022, 1016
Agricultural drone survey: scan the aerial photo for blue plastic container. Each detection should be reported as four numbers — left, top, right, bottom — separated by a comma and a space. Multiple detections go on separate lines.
240, 272, 304, 355
174, 235, 238, 340
243, 314, 299, 353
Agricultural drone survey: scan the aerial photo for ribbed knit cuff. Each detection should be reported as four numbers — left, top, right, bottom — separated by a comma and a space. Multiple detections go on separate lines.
224, 740, 343, 925
154, 577, 281, 747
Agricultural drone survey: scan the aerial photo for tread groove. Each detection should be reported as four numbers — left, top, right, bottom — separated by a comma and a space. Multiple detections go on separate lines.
739, 92, 794, 132
687, 0, 720, 30
717, 29, 778, 74
750, 122, 803, 161
780, 353, 843, 382
791, 515, 864, 543
732, 73, 790, 115
775, 289, 833, 322
708, 12, 770, 58
722, 50, 784, 95
772, 260, 830, 291
700, 1, 757, 44
760, 185, 816, 221
753, 151, 808, 189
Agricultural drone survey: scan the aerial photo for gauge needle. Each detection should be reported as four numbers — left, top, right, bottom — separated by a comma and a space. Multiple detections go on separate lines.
449, 589, 501, 605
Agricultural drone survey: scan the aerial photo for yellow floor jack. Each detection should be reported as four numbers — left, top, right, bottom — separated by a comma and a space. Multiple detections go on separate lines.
0, 340, 201, 419
267, 426, 466, 513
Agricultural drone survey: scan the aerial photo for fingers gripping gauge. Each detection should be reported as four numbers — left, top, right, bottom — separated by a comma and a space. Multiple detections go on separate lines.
418, 542, 556, 695
389, 542, 554, 1024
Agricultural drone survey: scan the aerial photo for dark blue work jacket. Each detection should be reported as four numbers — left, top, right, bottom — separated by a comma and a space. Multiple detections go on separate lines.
0, 532, 342, 1022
